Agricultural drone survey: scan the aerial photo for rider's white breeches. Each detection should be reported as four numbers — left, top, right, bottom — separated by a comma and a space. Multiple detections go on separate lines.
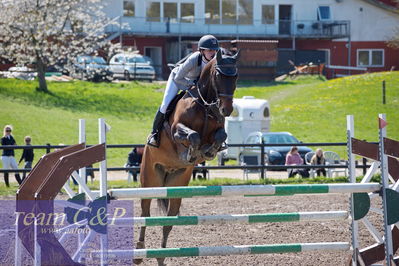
160, 74, 179, 114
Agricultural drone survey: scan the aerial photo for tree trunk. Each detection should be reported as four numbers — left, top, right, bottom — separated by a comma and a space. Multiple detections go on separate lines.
36, 58, 49, 93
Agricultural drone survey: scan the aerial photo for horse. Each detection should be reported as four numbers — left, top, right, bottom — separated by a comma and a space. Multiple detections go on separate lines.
135, 49, 239, 265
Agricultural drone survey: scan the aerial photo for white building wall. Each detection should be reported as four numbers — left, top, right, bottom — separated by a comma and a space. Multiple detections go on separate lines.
101, 0, 399, 41
333, 0, 399, 41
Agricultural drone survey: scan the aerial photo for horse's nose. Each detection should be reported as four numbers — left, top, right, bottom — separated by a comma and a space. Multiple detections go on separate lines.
221, 106, 233, 116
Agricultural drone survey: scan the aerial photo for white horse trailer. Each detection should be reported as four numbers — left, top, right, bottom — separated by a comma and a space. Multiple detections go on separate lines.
218, 96, 270, 165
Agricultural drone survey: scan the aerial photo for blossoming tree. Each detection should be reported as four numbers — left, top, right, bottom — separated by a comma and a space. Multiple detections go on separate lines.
0, 0, 116, 92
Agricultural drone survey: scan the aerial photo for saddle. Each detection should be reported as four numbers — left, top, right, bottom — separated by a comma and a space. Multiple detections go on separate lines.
164, 91, 186, 122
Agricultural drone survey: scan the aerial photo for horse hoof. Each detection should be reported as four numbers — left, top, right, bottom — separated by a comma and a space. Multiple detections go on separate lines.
157, 258, 166, 266
136, 241, 145, 249
133, 241, 145, 264
133, 258, 143, 265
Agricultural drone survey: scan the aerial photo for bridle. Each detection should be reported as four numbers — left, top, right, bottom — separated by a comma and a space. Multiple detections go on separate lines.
185, 63, 237, 141
187, 67, 236, 112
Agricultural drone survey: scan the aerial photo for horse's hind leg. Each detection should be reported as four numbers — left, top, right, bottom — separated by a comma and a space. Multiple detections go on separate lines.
133, 198, 152, 265
157, 198, 183, 266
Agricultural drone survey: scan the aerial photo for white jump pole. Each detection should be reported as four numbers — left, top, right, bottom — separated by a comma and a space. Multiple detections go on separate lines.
378, 114, 393, 266
34, 217, 41, 266
77, 119, 86, 263
79, 119, 86, 193
14, 214, 22, 266
98, 118, 108, 266
347, 114, 359, 266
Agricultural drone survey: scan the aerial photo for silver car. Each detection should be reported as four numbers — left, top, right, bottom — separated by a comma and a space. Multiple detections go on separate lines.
109, 53, 156, 82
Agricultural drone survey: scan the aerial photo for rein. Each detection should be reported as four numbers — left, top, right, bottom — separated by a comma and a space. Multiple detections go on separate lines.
185, 59, 237, 141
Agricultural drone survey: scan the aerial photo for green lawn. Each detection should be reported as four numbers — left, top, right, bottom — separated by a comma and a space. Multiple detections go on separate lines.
0, 72, 398, 168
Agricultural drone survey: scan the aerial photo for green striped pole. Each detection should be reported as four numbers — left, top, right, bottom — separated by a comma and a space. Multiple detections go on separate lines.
108, 183, 380, 199
110, 211, 348, 227
100, 242, 350, 258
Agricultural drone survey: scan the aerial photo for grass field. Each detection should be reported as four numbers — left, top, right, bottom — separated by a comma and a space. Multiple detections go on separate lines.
0, 72, 398, 169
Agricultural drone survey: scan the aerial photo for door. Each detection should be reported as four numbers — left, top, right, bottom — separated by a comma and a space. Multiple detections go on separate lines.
110, 55, 125, 77
279, 5, 292, 35
144, 46, 162, 78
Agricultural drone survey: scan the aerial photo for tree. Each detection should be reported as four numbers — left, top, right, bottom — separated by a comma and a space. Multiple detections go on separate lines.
0, 0, 115, 93
388, 0, 399, 48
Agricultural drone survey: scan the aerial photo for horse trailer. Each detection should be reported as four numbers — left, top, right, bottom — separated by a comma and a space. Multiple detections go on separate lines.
218, 96, 270, 165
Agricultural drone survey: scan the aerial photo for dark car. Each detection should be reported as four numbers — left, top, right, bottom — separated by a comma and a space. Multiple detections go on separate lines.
70, 56, 112, 82
242, 132, 313, 165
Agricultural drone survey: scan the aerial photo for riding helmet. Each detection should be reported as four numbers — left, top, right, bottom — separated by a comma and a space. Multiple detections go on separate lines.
198, 35, 219, 50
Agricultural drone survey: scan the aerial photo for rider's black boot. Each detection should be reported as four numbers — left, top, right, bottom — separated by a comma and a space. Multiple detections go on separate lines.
15, 173, 22, 185
147, 110, 165, 148
4, 173, 9, 187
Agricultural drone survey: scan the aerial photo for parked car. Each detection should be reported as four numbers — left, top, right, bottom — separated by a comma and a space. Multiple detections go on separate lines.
70, 56, 112, 82
109, 53, 156, 82
241, 132, 313, 166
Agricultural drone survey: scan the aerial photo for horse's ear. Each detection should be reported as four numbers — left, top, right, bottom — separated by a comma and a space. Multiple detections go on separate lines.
233, 49, 241, 61
216, 49, 222, 63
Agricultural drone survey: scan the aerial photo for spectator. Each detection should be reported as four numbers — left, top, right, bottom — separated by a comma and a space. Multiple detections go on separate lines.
310, 148, 326, 177
19, 136, 34, 181
285, 146, 309, 178
86, 164, 95, 183
125, 147, 143, 182
192, 161, 208, 180
1, 125, 22, 186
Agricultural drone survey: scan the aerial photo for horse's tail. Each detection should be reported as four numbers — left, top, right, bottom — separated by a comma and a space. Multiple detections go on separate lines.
157, 198, 169, 215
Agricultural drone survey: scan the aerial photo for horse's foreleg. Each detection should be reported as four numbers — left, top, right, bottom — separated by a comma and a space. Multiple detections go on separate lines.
202, 128, 227, 159
157, 198, 182, 266
174, 123, 201, 163
133, 198, 152, 265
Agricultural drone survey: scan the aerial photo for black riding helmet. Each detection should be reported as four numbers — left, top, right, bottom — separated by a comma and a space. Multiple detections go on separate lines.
198, 35, 219, 51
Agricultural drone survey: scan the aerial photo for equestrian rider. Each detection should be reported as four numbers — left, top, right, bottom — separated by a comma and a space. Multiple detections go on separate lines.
147, 35, 220, 147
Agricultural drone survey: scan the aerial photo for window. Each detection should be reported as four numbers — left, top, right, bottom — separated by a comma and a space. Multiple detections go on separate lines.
206, 0, 254, 25
147, 2, 160, 22
317, 6, 331, 20
206, 0, 220, 24
123, 0, 135, 17
238, 0, 253, 24
164, 2, 177, 23
357, 49, 384, 67
262, 5, 274, 24
222, 0, 236, 24
181, 3, 194, 23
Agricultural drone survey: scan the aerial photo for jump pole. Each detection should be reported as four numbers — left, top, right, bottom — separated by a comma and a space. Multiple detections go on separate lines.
111, 211, 349, 227
107, 183, 380, 199
77, 119, 85, 263
379, 114, 394, 266
94, 242, 351, 259
347, 114, 359, 265
99, 118, 108, 266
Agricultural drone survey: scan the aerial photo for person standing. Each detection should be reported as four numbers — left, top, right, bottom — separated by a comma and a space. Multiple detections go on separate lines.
19, 136, 34, 181
1, 125, 22, 186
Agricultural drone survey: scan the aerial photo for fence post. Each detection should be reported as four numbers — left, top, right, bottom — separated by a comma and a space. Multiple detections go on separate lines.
382, 80, 386, 104
260, 140, 265, 179
362, 158, 367, 175
46, 143, 51, 154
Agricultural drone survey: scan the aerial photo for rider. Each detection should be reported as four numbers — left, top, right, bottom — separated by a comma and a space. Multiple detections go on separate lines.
147, 35, 220, 147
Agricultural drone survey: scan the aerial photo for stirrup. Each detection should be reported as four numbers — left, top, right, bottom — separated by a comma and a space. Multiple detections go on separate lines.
147, 133, 160, 148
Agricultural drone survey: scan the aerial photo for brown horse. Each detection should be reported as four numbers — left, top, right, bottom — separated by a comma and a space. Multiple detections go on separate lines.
135, 49, 239, 265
